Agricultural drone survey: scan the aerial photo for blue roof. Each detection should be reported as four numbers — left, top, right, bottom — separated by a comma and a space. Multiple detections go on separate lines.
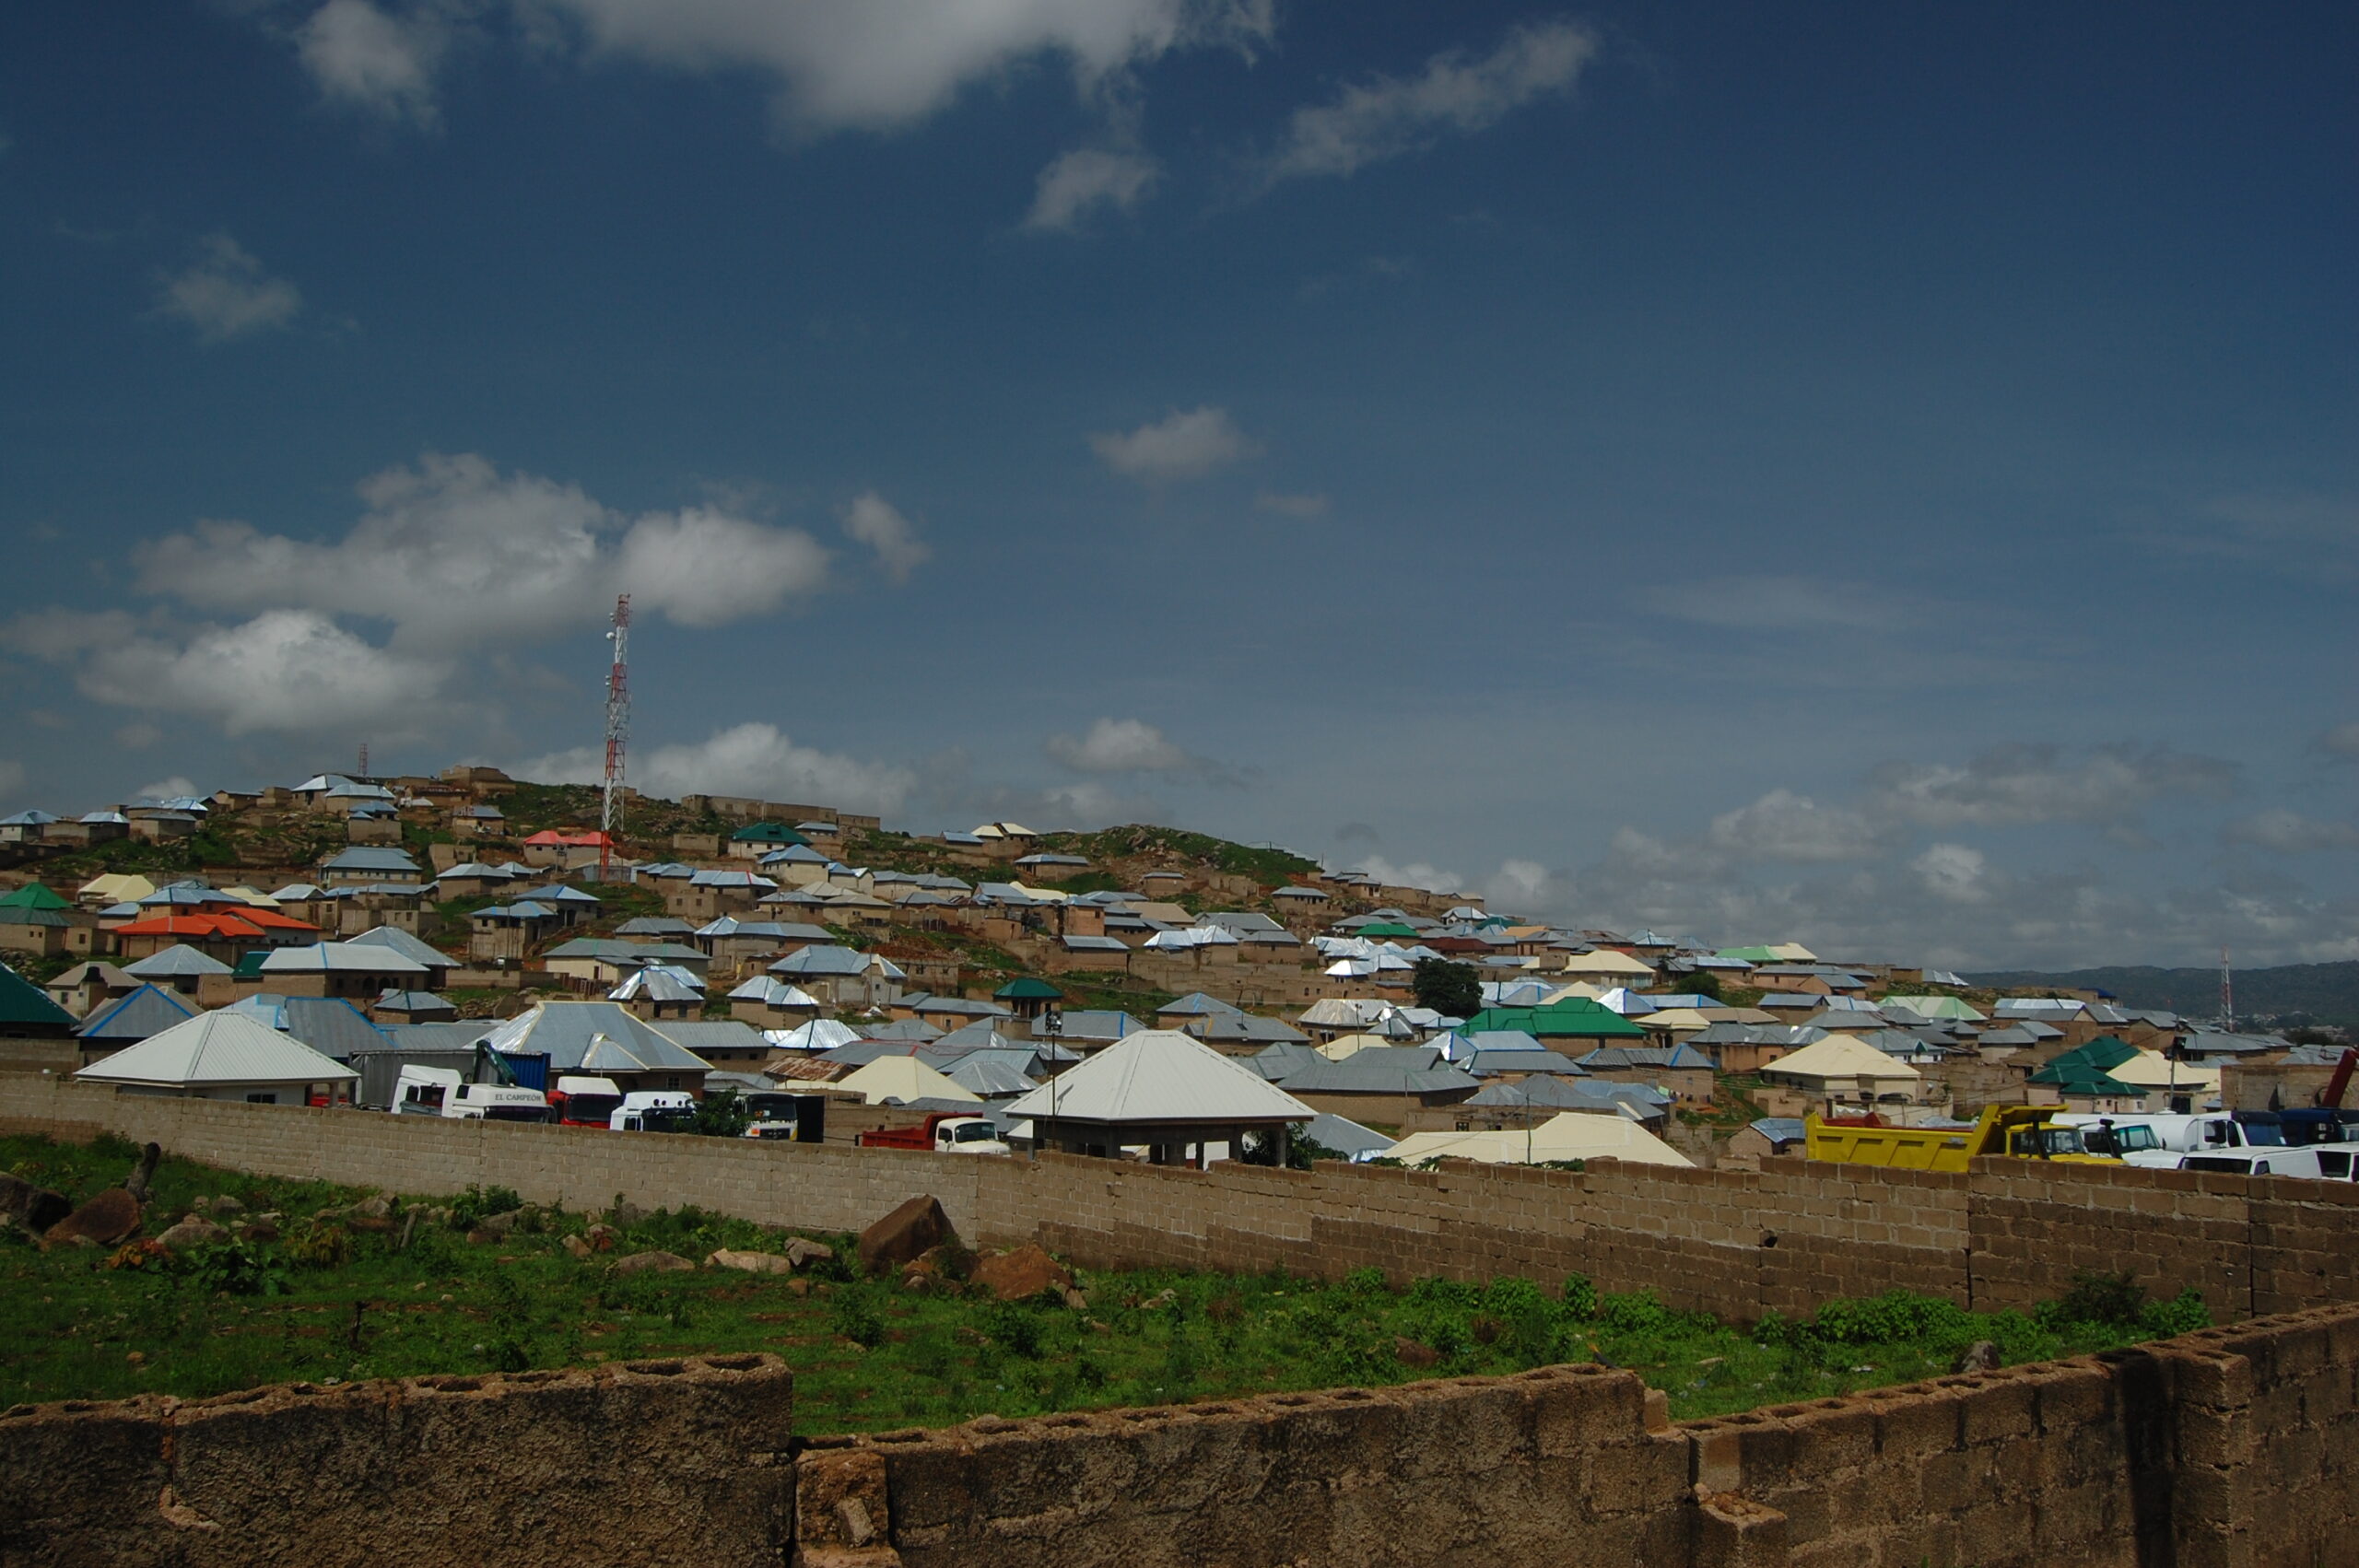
74, 984, 199, 1042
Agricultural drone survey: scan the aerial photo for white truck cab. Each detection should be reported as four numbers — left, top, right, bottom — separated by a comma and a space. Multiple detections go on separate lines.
611, 1090, 698, 1133
395, 1065, 553, 1122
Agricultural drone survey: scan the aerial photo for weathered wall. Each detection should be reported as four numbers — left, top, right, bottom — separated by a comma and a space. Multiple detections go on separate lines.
802, 1304, 2359, 1568
10, 1078, 2359, 1326
0, 1354, 793, 1568
9, 1312, 2357, 1566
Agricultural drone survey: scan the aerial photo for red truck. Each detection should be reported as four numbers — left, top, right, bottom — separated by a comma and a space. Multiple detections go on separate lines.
855, 1112, 1010, 1154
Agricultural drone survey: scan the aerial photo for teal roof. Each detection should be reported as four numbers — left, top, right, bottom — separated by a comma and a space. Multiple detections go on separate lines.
994, 977, 1065, 1000
0, 883, 70, 911
0, 965, 74, 1028
731, 821, 809, 847
1459, 1000, 1647, 1039
2032, 1035, 2141, 1084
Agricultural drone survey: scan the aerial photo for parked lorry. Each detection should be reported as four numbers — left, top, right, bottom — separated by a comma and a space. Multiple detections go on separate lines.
1804, 1104, 2115, 1171
611, 1090, 698, 1133
742, 1092, 827, 1142
394, 1065, 555, 1123
2054, 1113, 2280, 1167
856, 1111, 1011, 1155
546, 1075, 626, 1128
2181, 1146, 2359, 1182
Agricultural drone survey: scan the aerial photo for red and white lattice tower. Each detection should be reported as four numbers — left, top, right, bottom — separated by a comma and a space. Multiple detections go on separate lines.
601, 594, 630, 873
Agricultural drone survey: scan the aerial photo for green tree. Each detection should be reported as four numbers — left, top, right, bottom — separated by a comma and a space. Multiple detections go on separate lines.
1412, 957, 1483, 1020
692, 1089, 751, 1139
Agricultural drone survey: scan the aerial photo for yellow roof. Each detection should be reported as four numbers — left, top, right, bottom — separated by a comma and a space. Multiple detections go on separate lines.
79, 873, 157, 903
1006, 882, 1071, 904
1542, 981, 1606, 1000
831, 1057, 982, 1106
217, 885, 280, 907
1633, 1009, 1716, 1033
2103, 1051, 2221, 1093
1388, 1113, 1695, 1168
1770, 942, 1818, 962
1761, 1034, 1921, 1084
1315, 1032, 1393, 1061
1554, 950, 1657, 977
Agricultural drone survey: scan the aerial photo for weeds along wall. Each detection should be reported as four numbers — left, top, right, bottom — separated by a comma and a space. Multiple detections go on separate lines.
8, 1078, 2359, 1322
15, 1307, 2353, 1567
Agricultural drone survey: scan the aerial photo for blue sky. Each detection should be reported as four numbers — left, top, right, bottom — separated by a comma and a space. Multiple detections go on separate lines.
2, 1, 2353, 968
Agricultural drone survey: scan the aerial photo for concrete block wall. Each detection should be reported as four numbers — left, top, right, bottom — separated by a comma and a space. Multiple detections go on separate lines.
0, 1355, 793, 1568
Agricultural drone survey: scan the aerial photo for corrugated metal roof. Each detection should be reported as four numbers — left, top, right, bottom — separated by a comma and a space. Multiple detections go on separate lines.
1003, 1030, 1313, 1125
76, 1010, 358, 1087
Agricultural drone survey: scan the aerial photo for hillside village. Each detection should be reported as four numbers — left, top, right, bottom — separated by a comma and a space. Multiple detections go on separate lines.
0, 765, 2341, 1170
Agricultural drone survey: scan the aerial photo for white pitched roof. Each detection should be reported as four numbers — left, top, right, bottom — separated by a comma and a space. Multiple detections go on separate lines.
259, 942, 429, 976
1388, 1112, 1694, 1168
833, 1056, 981, 1106
75, 1010, 358, 1089
1003, 1029, 1313, 1125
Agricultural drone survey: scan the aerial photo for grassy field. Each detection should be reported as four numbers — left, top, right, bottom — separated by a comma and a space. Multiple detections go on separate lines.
3, 1135, 2210, 1433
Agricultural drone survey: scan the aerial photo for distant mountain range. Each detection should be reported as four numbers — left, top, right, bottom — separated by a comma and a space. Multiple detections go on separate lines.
1965, 961, 2359, 1029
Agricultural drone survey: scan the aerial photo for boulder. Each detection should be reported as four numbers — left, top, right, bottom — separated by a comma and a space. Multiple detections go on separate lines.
583, 1223, 620, 1252
468, 1211, 521, 1243
1954, 1340, 2001, 1375
561, 1234, 594, 1260
157, 1218, 231, 1254
349, 1195, 393, 1221
857, 1196, 955, 1276
1393, 1337, 1440, 1369
972, 1244, 1072, 1304
44, 1188, 142, 1249
708, 1249, 796, 1276
785, 1237, 835, 1269
0, 1173, 71, 1235
239, 1220, 280, 1245
610, 1250, 695, 1275
210, 1195, 246, 1218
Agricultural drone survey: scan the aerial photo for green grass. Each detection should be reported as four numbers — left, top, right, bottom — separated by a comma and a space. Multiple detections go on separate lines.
1, 1136, 2210, 1432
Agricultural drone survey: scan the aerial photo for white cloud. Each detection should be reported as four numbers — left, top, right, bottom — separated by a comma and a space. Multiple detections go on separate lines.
1089, 405, 1257, 483
1708, 789, 1886, 863
1258, 19, 1595, 186
1910, 843, 1990, 903
521, 722, 915, 813
1637, 575, 1909, 633
136, 451, 830, 649
135, 776, 200, 801
526, 0, 1273, 130
156, 234, 303, 343
840, 492, 931, 583
2225, 810, 2359, 854
1025, 147, 1160, 231
1043, 718, 1238, 788
1254, 490, 1329, 518
1485, 857, 1556, 912
299, 0, 448, 124
1352, 855, 1467, 895
1866, 744, 2237, 835
57, 608, 450, 736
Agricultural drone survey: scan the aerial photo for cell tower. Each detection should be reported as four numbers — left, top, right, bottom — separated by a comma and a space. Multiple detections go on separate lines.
2220, 945, 2234, 1033
357, 742, 369, 778
601, 594, 630, 874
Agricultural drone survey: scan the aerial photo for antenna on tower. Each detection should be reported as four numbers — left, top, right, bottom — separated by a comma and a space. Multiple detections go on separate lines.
357, 741, 369, 778
2220, 945, 2234, 1033
601, 594, 631, 875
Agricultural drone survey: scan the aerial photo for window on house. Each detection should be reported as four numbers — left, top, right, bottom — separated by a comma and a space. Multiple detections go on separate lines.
666, 1075, 681, 1089
247, 1093, 277, 1104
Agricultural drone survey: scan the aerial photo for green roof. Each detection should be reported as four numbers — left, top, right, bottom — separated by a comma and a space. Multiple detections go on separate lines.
1356, 921, 1419, 938
1460, 1000, 1646, 1039
0, 883, 69, 911
730, 822, 809, 846
2032, 1065, 2138, 1097
233, 950, 272, 980
0, 964, 75, 1029
1715, 945, 1784, 963
994, 977, 1065, 1000
2031, 1035, 2140, 1084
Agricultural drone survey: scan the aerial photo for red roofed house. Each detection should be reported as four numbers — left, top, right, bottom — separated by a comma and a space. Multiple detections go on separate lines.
522, 829, 613, 869
112, 909, 322, 962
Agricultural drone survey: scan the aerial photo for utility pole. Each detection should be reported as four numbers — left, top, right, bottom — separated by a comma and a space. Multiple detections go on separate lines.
601, 594, 630, 877
2220, 945, 2234, 1033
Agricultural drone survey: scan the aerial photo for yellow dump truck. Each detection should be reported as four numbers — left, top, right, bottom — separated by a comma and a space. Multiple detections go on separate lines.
1804, 1105, 2116, 1172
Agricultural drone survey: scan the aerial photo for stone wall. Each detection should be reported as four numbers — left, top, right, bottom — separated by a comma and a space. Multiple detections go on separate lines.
10, 1078, 2359, 1326
10, 1311, 2358, 1566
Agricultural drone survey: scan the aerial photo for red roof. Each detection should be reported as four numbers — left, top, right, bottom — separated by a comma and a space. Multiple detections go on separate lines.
115, 911, 319, 941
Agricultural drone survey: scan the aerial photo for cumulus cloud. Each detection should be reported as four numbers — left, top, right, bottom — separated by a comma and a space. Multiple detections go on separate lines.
521, 722, 915, 813
7, 607, 452, 736
1350, 855, 1468, 896
1707, 790, 1888, 864
135, 776, 200, 801
840, 492, 931, 583
136, 451, 830, 649
1025, 147, 1159, 231
1044, 717, 1237, 784
1910, 842, 1990, 903
156, 234, 303, 343
299, 0, 448, 124
1254, 490, 1329, 519
2225, 810, 2359, 854
520, 0, 1273, 131
1090, 405, 1257, 483
1866, 744, 2236, 837
1258, 19, 1595, 187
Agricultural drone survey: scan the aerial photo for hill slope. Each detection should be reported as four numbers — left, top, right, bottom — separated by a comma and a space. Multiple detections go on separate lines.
1964, 961, 2359, 1029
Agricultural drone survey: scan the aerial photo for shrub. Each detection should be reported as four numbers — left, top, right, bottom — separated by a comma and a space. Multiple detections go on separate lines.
285, 1223, 354, 1271
1561, 1274, 1598, 1319
2137, 1288, 2211, 1340
984, 1303, 1044, 1359
2042, 1270, 2147, 1328
184, 1239, 289, 1298
1804, 1291, 1975, 1347
1341, 1266, 1387, 1296
447, 1185, 522, 1233
831, 1289, 886, 1349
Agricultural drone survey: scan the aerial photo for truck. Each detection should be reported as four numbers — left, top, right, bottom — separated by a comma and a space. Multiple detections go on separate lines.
546, 1075, 626, 1128
2054, 1113, 2280, 1167
1804, 1104, 2116, 1172
855, 1111, 1011, 1155
741, 1092, 827, 1142
393, 1065, 555, 1123
610, 1090, 698, 1133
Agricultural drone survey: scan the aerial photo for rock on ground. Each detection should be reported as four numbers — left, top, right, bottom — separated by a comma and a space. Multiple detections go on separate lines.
708, 1249, 796, 1275
0, 1173, 70, 1235
784, 1237, 835, 1268
610, 1250, 695, 1275
857, 1196, 955, 1276
1394, 1337, 1440, 1369
972, 1244, 1072, 1303
44, 1189, 142, 1249
157, 1217, 231, 1253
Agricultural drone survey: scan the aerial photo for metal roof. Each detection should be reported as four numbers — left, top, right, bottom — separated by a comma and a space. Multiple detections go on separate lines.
75, 985, 199, 1042
76, 1010, 358, 1088
123, 945, 234, 978
345, 925, 458, 969
476, 1001, 713, 1074
1003, 1029, 1314, 1126
259, 942, 429, 976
